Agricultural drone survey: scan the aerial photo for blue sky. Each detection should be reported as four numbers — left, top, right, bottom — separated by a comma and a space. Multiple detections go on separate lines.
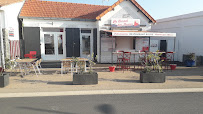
46, 0, 203, 19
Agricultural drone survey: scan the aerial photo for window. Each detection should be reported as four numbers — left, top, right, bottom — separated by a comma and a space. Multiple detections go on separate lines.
81, 30, 91, 33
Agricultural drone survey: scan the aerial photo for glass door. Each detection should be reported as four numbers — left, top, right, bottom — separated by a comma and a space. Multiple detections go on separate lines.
80, 33, 92, 59
42, 32, 65, 60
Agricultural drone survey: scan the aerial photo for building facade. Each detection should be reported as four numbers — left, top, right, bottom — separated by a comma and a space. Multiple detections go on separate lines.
0, 0, 24, 67
152, 11, 203, 62
19, 0, 176, 63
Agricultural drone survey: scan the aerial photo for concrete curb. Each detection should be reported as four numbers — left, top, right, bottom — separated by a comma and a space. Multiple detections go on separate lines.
1, 88, 203, 98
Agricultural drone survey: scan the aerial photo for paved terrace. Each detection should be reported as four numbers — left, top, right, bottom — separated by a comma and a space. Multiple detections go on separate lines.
1, 65, 203, 93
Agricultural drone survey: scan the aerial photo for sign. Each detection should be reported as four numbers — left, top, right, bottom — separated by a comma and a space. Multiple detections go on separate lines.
111, 18, 140, 28
112, 32, 176, 37
9, 28, 14, 37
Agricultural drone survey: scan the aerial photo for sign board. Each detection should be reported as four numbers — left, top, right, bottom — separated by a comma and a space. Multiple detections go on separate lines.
111, 18, 140, 28
112, 32, 176, 37
9, 28, 14, 37
150, 40, 159, 52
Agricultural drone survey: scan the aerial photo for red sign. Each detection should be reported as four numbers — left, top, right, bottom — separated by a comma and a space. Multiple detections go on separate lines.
111, 18, 140, 28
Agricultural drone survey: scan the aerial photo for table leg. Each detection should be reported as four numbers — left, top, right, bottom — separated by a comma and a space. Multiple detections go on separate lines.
71, 62, 73, 76
85, 61, 87, 72
18, 63, 24, 77
61, 62, 63, 75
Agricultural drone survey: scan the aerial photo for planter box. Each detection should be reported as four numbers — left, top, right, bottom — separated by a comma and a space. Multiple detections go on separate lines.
140, 72, 166, 83
73, 72, 98, 85
0, 73, 9, 87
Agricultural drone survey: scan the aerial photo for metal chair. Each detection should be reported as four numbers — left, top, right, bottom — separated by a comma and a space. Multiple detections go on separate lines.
116, 51, 124, 70
122, 52, 131, 72
29, 51, 37, 58
61, 61, 72, 75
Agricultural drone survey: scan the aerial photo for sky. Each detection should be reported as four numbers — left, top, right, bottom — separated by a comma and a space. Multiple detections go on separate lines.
46, 0, 203, 19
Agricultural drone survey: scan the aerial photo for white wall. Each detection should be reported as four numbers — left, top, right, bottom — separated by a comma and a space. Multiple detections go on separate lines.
115, 37, 133, 51
152, 11, 203, 62
98, 1, 153, 63
23, 19, 97, 29
0, 2, 24, 40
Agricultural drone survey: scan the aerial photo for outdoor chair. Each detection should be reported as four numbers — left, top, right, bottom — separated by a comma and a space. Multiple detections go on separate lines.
29, 51, 37, 58
61, 61, 72, 75
137, 52, 146, 70
162, 52, 173, 70
24, 51, 37, 59
26, 59, 42, 77
122, 52, 131, 72
116, 50, 124, 70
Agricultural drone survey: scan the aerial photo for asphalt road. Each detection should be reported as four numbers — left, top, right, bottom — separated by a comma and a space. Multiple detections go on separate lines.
0, 92, 203, 114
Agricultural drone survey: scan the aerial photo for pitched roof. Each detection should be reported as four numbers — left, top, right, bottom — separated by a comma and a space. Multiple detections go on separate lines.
19, 0, 156, 23
96, 0, 156, 23
19, 0, 109, 20
0, 0, 24, 7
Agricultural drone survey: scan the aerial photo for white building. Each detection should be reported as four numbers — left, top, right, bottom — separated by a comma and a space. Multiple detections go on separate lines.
152, 11, 203, 62
19, 0, 176, 63
0, 0, 24, 67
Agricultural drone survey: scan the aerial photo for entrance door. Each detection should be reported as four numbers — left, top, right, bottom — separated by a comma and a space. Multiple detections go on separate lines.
80, 33, 93, 58
160, 40, 167, 57
41, 32, 65, 60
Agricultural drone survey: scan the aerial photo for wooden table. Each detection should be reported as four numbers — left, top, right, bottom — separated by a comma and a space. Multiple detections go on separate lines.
16, 58, 38, 76
60, 58, 89, 75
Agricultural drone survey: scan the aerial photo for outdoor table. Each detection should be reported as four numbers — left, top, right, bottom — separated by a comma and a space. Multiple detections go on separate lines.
16, 58, 38, 76
60, 58, 89, 75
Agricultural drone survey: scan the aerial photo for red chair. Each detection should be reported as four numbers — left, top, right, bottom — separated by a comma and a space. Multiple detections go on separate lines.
142, 47, 149, 52
161, 52, 174, 70
30, 51, 37, 58
24, 51, 37, 59
116, 51, 124, 70
122, 52, 131, 71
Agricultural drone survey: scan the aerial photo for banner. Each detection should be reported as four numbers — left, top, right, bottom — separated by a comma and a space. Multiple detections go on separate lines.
111, 18, 140, 28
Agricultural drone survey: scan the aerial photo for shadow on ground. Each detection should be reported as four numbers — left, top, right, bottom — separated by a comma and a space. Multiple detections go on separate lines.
95, 104, 116, 114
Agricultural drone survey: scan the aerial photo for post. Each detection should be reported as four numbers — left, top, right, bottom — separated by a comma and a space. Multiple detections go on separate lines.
148, 37, 150, 52
111, 36, 113, 66
173, 37, 176, 62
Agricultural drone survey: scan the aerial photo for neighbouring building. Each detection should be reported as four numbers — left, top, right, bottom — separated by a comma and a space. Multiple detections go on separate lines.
152, 11, 203, 63
0, 0, 24, 67
19, 0, 176, 63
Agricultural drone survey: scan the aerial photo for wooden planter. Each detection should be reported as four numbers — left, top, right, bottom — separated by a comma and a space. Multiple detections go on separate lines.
140, 71, 166, 83
0, 73, 9, 87
73, 72, 98, 85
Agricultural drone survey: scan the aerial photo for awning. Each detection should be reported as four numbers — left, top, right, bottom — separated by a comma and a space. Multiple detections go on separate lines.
102, 30, 176, 37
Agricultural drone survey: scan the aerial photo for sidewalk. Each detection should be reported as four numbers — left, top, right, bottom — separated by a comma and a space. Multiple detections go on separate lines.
0, 66, 203, 95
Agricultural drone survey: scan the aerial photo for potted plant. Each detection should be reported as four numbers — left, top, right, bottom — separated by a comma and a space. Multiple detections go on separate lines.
72, 54, 98, 85
140, 51, 166, 83
185, 53, 195, 67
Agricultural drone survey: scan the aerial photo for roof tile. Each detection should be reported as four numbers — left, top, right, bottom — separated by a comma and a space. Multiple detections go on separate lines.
20, 0, 156, 23
20, 0, 109, 20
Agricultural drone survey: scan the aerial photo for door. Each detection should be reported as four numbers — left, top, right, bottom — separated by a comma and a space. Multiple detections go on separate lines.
160, 40, 167, 57
80, 33, 93, 58
41, 32, 65, 60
